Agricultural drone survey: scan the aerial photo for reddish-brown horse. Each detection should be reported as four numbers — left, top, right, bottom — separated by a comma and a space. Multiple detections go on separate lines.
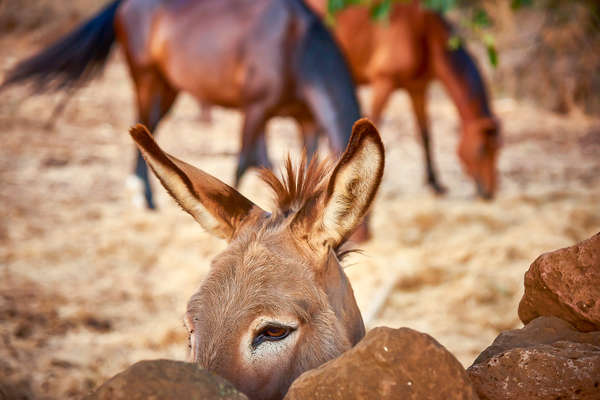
130, 118, 384, 400
306, 0, 501, 198
1, 0, 361, 209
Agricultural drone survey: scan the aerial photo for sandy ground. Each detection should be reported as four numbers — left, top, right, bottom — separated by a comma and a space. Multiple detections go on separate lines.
1, 45, 599, 398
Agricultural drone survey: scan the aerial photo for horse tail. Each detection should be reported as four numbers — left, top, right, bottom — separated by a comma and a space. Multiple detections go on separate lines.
0, 0, 123, 93
294, 4, 361, 153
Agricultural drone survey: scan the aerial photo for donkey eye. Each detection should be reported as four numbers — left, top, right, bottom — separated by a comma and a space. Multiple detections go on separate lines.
252, 325, 294, 347
265, 327, 287, 338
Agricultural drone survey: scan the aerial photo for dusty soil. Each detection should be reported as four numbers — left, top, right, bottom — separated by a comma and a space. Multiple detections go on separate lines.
1, 37, 599, 400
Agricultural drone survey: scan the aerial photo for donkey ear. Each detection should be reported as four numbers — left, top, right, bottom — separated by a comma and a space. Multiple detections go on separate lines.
314, 118, 384, 247
129, 124, 265, 240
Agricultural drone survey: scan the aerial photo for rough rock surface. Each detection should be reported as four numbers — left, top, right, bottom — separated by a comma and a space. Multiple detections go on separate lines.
468, 317, 600, 400
518, 232, 600, 331
85, 359, 248, 400
0, 379, 34, 400
468, 342, 600, 399
284, 326, 479, 400
472, 316, 600, 365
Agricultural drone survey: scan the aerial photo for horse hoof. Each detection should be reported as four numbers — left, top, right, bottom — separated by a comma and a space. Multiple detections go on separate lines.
430, 183, 447, 196
478, 192, 494, 201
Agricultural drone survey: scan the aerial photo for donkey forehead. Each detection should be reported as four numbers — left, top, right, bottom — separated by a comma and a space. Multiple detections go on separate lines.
226, 226, 317, 276
187, 230, 327, 324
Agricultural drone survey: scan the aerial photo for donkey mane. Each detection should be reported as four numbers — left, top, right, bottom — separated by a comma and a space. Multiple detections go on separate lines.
131, 118, 382, 399
259, 154, 333, 215
258, 155, 359, 261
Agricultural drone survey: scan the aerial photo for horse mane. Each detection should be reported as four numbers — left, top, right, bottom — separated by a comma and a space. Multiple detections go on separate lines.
446, 43, 493, 118
435, 12, 493, 120
258, 153, 334, 214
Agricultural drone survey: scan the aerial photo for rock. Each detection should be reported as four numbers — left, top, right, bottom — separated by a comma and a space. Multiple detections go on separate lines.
285, 326, 479, 400
468, 317, 600, 400
0, 379, 34, 400
472, 316, 600, 365
468, 342, 600, 399
85, 359, 248, 400
518, 232, 600, 332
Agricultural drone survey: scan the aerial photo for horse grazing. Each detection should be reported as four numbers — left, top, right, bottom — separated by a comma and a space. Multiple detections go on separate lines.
1, 0, 360, 208
306, 0, 501, 198
129, 118, 384, 400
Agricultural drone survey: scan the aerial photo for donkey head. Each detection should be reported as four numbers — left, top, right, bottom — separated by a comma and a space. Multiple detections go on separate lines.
129, 119, 384, 400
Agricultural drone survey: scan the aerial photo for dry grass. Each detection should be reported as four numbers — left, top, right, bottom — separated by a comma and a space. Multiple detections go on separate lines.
1, 30, 599, 399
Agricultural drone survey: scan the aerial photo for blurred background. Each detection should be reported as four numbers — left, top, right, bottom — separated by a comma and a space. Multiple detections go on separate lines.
1, 0, 599, 398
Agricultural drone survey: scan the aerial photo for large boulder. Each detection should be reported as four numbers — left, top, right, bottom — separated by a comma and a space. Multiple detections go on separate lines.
285, 327, 479, 400
0, 379, 33, 400
472, 316, 600, 365
85, 359, 248, 400
468, 317, 600, 400
518, 232, 600, 331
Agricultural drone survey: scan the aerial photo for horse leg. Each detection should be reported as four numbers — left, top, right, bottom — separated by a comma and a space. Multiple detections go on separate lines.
370, 78, 395, 127
408, 87, 446, 194
235, 104, 272, 187
132, 69, 178, 208
197, 99, 212, 124
298, 118, 320, 162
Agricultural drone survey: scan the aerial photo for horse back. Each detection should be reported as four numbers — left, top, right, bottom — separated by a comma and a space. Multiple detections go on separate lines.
116, 0, 311, 108
114, 0, 163, 67
305, 0, 432, 84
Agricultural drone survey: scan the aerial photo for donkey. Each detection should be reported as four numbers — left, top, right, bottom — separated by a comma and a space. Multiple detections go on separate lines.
1, 0, 361, 209
305, 0, 501, 198
129, 118, 384, 400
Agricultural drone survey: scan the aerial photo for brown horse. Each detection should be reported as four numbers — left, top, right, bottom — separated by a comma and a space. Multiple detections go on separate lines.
1, 0, 361, 209
306, 0, 501, 198
129, 118, 384, 400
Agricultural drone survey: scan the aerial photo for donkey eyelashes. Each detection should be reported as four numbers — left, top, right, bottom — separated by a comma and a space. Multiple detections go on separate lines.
252, 323, 297, 348
135, 119, 381, 398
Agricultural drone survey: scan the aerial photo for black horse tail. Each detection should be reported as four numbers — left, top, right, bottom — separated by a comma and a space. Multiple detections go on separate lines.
294, 1, 362, 154
0, 0, 123, 93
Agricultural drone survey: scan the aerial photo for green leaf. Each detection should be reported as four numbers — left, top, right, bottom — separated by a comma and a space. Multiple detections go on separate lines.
370, 0, 392, 21
423, 0, 457, 14
447, 35, 462, 50
511, 0, 533, 10
482, 33, 495, 47
325, 13, 337, 27
486, 45, 498, 68
482, 33, 497, 68
328, 0, 346, 15
472, 8, 491, 28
